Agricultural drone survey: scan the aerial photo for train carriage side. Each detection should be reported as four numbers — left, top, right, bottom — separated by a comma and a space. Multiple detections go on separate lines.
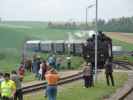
40, 41, 53, 53
73, 40, 86, 56
65, 41, 75, 55
26, 40, 41, 52
53, 40, 65, 54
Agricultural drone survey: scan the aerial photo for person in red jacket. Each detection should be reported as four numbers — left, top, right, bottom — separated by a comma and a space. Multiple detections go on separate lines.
18, 63, 25, 81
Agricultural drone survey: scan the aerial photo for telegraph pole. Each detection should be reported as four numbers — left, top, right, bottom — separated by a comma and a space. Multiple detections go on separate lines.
94, 0, 98, 83
86, 7, 88, 26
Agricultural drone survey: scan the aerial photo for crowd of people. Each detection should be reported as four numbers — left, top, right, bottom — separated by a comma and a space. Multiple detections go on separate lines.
0, 54, 64, 100
0, 71, 22, 100
0, 52, 115, 100
0, 60, 60, 100
22, 54, 71, 80
0, 68, 60, 100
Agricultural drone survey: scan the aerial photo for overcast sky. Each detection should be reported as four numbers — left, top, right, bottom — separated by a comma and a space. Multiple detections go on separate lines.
0, 0, 133, 21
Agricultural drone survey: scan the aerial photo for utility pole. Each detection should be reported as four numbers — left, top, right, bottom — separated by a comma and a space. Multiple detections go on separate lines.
94, 0, 98, 83
86, 7, 88, 26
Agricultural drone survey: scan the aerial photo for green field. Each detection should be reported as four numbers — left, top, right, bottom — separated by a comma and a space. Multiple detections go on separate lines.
0, 21, 76, 72
0, 21, 133, 72
112, 39, 133, 51
0, 21, 73, 49
24, 72, 128, 100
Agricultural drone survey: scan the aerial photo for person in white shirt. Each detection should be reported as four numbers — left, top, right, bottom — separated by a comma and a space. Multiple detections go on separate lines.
38, 64, 43, 80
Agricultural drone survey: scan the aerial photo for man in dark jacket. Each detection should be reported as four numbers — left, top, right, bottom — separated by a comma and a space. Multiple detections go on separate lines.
105, 59, 115, 86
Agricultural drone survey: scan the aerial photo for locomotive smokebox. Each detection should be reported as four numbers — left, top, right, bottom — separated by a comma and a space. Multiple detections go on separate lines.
82, 31, 113, 69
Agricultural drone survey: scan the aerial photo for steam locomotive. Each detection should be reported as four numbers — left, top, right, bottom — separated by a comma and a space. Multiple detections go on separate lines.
82, 31, 113, 68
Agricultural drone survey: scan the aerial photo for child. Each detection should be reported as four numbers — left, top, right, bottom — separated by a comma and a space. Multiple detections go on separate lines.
83, 63, 91, 88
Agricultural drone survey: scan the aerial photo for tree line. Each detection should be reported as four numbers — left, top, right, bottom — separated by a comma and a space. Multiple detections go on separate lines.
98, 16, 133, 33
48, 16, 133, 33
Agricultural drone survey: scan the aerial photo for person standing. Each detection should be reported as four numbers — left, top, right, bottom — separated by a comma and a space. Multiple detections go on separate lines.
48, 54, 54, 67
38, 64, 43, 80
0, 72, 4, 84
18, 65, 25, 81
24, 59, 32, 72
0, 72, 4, 100
11, 71, 23, 100
90, 63, 94, 87
52, 55, 56, 69
105, 59, 115, 86
66, 56, 71, 69
32, 58, 38, 78
41, 60, 49, 80
45, 69, 59, 100
0, 73, 16, 100
83, 63, 91, 88
56, 56, 62, 71
36, 57, 42, 76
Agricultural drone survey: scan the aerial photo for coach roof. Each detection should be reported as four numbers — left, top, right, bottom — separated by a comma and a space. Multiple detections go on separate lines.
26, 40, 41, 44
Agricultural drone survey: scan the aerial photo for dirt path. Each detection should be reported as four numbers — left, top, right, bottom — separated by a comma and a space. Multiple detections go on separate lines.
105, 32, 133, 44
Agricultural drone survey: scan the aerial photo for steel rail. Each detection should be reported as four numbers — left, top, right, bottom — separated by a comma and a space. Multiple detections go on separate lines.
22, 72, 83, 94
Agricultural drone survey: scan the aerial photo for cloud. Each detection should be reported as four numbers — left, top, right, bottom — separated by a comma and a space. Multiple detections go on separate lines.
0, 0, 133, 21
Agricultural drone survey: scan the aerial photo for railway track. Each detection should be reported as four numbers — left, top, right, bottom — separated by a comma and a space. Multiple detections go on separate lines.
114, 60, 133, 66
117, 72, 133, 100
22, 60, 133, 96
119, 72, 133, 100
22, 71, 83, 95
119, 87, 133, 100
105, 61, 133, 100
113, 60, 133, 70
113, 51, 133, 56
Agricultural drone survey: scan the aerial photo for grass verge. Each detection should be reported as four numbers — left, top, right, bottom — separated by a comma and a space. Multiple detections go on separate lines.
24, 72, 128, 100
